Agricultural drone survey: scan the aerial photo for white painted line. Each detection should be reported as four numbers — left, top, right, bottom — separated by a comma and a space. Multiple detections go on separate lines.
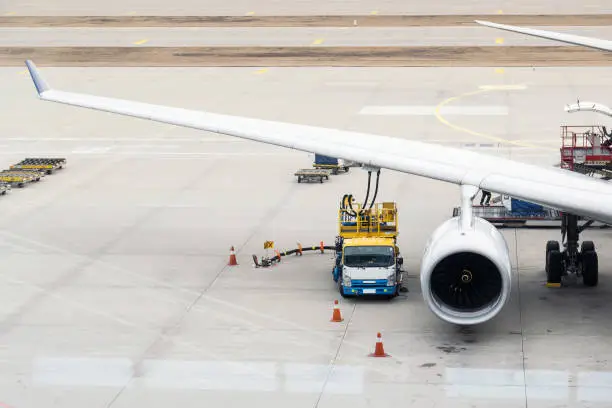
71, 147, 113, 154
324, 81, 379, 87
1, 137, 245, 142
478, 84, 527, 91
359, 105, 508, 116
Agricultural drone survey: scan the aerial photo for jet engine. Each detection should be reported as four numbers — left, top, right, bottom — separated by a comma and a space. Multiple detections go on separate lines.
420, 216, 512, 326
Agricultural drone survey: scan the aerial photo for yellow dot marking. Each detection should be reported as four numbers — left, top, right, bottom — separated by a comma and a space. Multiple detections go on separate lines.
494, 68, 505, 74
18, 69, 27, 75
434, 87, 554, 151
133, 39, 149, 45
4, 12, 16, 16
126, 11, 136, 15
254, 68, 268, 74
246, 11, 255, 16
495, 38, 504, 44
312, 38, 324, 45
370, 10, 378, 15
497, 10, 504, 14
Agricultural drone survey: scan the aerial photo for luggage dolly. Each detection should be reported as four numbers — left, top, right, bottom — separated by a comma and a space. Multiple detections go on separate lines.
295, 169, 332, 183
10, 158, 66, 175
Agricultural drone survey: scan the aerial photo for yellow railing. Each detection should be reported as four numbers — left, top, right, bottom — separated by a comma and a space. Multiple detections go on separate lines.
338, 202, 398, 238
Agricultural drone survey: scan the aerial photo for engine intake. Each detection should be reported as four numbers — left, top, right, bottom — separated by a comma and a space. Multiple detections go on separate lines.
421, 216, 512, 325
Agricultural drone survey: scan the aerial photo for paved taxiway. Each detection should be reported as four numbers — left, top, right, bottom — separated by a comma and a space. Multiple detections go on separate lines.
3, 26, 612, 47
1, 65, 612, 407
0, 0, 610, 16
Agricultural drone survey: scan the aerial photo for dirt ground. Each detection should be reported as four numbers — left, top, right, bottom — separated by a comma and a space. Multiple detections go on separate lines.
1, 14, 611, 27
3, 46, 612, 67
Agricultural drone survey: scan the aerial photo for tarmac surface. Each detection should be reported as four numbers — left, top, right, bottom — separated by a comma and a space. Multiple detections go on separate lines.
2, 65, 612, 407
3, 26, 612, 47
0, 0, 610, 16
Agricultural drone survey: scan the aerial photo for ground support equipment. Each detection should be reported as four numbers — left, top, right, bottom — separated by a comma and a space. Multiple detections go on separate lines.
453, 205, 609, 229
294, 169, 331, 183
10, 158, 66, 175
0, 170, 39, 187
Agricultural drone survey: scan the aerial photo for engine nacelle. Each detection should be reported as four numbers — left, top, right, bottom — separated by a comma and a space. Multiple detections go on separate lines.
420, 216, 512, 326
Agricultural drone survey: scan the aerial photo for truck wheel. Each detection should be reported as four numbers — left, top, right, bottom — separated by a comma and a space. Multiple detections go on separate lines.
338, 281, 347, 298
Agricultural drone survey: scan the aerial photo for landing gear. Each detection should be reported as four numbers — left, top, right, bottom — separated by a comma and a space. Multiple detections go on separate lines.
545, 213, 598, 287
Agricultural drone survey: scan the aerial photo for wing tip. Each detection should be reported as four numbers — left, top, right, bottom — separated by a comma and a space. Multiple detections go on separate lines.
24, 59, 50, 95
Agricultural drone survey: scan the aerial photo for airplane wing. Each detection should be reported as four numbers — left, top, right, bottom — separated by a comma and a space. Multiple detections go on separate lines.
23, 60, 612, 224
474, 20, 612, 52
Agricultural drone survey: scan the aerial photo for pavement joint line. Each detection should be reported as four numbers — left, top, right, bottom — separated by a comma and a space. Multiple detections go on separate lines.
314, 302, 357, 408
434, 87, 555, 151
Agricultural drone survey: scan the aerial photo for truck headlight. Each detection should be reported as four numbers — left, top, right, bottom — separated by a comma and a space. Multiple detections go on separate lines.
387, 274, 396, 286
343, 273, 351, 287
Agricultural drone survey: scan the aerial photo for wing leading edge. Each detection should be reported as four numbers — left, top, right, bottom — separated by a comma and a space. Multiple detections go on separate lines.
474, 20, 612, 52
23, 60, 612, 224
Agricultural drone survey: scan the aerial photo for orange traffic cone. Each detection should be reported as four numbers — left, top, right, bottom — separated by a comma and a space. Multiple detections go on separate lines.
369, 332, 390, 357
330, 300, 343, 322
228, 246, 238, 266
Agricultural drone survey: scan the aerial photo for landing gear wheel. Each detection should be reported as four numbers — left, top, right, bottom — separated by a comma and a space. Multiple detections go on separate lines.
545, 240, 560, 274
582, 250, 598, 287
581, 240, 595, 253
546, 250, 563, 285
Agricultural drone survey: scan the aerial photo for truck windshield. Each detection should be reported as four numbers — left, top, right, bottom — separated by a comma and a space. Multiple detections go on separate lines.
344, 246, 394, 268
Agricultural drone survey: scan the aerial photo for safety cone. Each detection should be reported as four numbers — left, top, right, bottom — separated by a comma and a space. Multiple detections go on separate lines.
330, 300, 343, 322
369, 332, 390, 357
228, 246, 238, 266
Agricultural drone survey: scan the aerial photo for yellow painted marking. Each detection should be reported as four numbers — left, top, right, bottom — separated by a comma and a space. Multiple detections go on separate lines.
18, 69, 27, 75
254, 68, 268, 74
4, 12, 16, 16
370, 10, 378, 15
133, 39, 149, 45
434, 87, 555, 151
494, 68, 505, 74
546, 282, 561, 288
312, 38, 324, 45
126, 11, 136, 15
497, 10, 504, 14
495, 38, 504, 44
246, 11, 255, 16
